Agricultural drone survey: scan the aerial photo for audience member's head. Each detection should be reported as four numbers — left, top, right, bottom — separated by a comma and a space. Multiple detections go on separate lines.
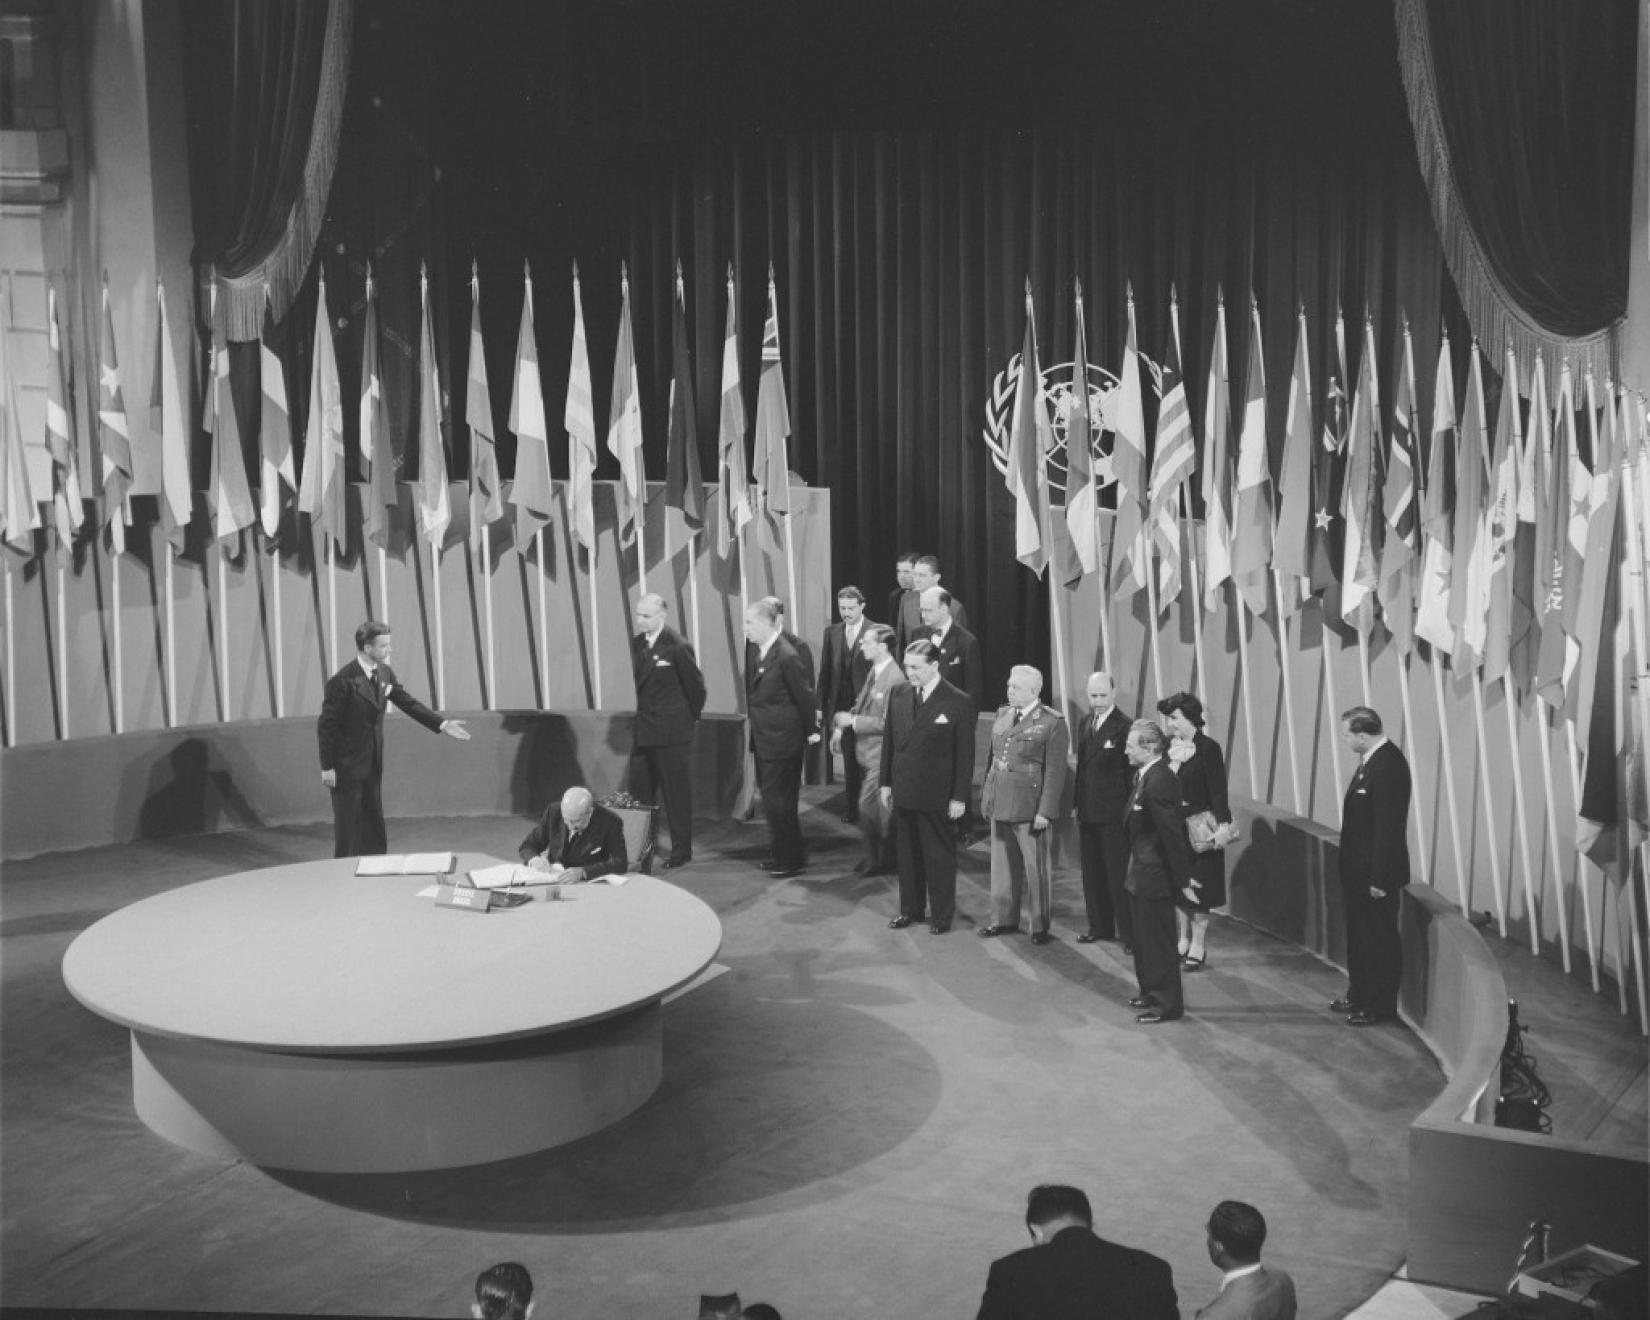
911, 554, 942, 591
741, 1305, 783, 1320
894, 552, 920, 590
1024, 1183, 1093, 1244
1206, 1200, 1268, 1269
473, 1263, 533, 1320
697, 1294, 742, 1320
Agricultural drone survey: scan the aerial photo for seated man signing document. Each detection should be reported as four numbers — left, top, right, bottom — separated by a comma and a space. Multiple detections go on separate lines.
517, 787, 629, 882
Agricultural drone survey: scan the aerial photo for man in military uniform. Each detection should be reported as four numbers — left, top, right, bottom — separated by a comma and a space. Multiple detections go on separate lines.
977, 664, 1069, 945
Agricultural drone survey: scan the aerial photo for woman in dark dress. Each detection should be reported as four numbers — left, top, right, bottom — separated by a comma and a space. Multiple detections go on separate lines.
1156, 692, 1231, 971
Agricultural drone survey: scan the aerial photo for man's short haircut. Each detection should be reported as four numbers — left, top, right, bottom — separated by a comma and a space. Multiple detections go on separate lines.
1010, 664, 1044, 695
636, 592, 667, 613
747, 599, 781, 626
474, 1262, 533, 1320
1129, 719, 1167, 755
904, 638, 941, 663
914, 553, 942, 573
865, 623, 896, 649
760, 594, 787, 617
1207, 1200, 1267, 1263
1088, 670, 1114, 688
355, 620, 390, 651
1025, 1184, 1092, 1229
1341, 705, 1383, 735
836, 585, 866, 604
921, 587, 954, 611
896, 549, 920, 566
1156, 690, 1205, 728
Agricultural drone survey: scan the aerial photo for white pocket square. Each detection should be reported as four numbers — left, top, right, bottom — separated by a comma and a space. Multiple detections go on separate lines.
935, 714, 950, 724
656, 659, 671, 667
1103, 740, 1115, 748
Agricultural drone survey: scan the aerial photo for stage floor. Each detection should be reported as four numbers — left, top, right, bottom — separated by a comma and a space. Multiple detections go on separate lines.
0, 789, 1607, 1319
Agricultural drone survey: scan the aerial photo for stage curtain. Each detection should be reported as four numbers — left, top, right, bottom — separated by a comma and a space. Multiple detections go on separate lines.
1395, 0, 1635, 380
182, 0, 353, 341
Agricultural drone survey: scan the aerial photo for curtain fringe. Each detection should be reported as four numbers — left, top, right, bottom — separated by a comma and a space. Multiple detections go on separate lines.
204, 0, 355, 342
1392, 0, 1623, 393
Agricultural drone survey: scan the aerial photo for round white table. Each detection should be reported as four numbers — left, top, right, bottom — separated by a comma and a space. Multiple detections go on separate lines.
62, 855, 722, 1172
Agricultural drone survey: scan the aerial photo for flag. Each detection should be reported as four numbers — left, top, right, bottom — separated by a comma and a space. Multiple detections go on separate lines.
1109, 289, 1149, 597
360, 270, 398, 550
565, 265, 598, 554
1005, 283, 1051, 577
1147, 292, 1196, 612
716, 267, 752, 557
753, 268, 793, 525
257, 297, 294, 540
1378, 319, 1420, 655
295, 271, 346, 549
151, 284, 190, 550
466, 265, 502, 554
1231, 298, 1274, 615
414, 266, 450, 549
0, 312, 39, 557
1310, 309, 1350, 595
1565, 383, 1623, 729
1574, 425, 1625, 870
1533, 361, 1580, 707
1448, 342, 1493, 669
97, 282, 133, 553
1480, 344, 1523, 685
1415, 332, 1457, 653
206, 295, 254, 545
1273, 305, 1314, 617
665, 263, 706, 532
507, 264, 553, 544
1201, 293, 1233, 608
1339, 315, 1381, 630
45, 287, 84, 547
608, 265, 646, 551
1063, 280, 1099, 586
1507, 353, 1546, 692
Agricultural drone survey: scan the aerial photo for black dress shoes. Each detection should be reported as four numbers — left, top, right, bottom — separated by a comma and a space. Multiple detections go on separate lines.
1077, 931, 1112, 944
768, 864, 805, 879
663, 854, 691, 870
840, 810, 859, 824
1135, 1010, 1181, 1024
1127, 996, 1152, 1009
1347, 1011, 1394, 1028
929, 922, 950, 934
888, 915, 914, 929
1122, 944, 1134, 956
1329, 997, 1357, 1014
977, 924, 1019, 938
758, 858, 778, 871
1031, 932, 1052, 946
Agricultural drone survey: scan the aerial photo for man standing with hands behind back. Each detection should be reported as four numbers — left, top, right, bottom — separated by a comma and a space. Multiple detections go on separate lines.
630, 593, 706, 869
317, 620, 471, 858
1124, 719, 1193, 1024
744, 599, 819, 879
1334, 706, 1412, 1027
1074, 671, 1133, 948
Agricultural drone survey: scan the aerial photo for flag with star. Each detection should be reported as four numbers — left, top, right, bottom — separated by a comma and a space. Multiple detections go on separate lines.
97, 281, 133, 553
1339, 314, 1381, 632
1533, 361, 1580, 708
1309, 308, 1350, 597
1273, 305, 1314, 618
45, 286, 85, 548
1147, 290, 1196, 611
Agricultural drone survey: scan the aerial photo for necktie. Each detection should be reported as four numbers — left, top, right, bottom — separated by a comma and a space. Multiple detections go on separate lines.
853, 671, 875, 713
1012, 708, 1023, 726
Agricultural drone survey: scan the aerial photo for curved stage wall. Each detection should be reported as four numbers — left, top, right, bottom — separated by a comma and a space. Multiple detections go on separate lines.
0, 711, 747, 860
1226, 799, 1649, 1294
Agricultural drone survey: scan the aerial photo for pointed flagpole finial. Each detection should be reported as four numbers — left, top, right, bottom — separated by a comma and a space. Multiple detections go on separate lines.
471, 257, 479, 281
1400, 309, 1410, 335
1169, 282, 1179, 307
1126, 280, 1135, 306
1074, 275, 1084, 303
767, 260, 775, 283
522, 258, 532, 282
727, 261, 735, 284
675, 257, 683, 282
621, 260, 630, 294
420, 261, 429, 299
572, 259, 580, 282
1297, 299, 1306, 320
1364, 304, 1373, 329
1215, 285, 1225, 308
1250, 291, 1259, 315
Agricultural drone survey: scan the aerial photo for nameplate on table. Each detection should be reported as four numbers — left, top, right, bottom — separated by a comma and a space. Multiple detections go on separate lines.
433, 884, 535, 912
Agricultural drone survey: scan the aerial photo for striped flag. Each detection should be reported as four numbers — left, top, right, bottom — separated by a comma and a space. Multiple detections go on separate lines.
296, 271, 346, 549
507, 264, 553, 544
665, 263, 706, 531
1063, 280, 1098, 586
414, 266, 450, 549
1533, 361, 1581, 707
151, 284, 191, 550
1377, 319, 1420, 654
1273, 305, 1314, 617
1005, 283, 1050, 577
1201, 293, 1233, 609
206, 297, 254, 545
716, 267, 752, 557
753, 268, 793, 522
608, 265, 646, 550
97, 282, 133, 553
1339, 314, 1381, 630
1448, 342, 1493, 669
1147, 292, 1195, 610
1108, 290, 1149, 597
45, 287, 84, 547
0, 310, 39, 556
1414, 332, 1457, 653
257, 297, 294, 540
566, 264, 598, 554
361, 270, 398, 550
466, 265, 503, 554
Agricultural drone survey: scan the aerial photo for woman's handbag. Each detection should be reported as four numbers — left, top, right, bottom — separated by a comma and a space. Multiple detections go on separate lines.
1186, 810, 1238, 853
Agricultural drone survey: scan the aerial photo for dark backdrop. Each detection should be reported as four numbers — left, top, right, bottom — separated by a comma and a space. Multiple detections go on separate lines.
196, 0, 1470, 691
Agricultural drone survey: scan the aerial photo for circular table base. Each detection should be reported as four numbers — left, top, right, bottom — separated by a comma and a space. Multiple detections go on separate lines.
131, 1004, 663, 1173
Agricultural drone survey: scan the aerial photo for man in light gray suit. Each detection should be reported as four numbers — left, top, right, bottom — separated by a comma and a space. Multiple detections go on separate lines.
977, 664, 1069, 945
832, 623, 908, 875
1194, 1201, 1296, 1320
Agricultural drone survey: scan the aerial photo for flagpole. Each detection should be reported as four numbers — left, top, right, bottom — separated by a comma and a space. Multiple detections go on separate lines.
1355, 629, 1372, 705
588, 538, 603, 710
1533, 704, 1573, 971
1236, 593, 1260, 798
327, 537, 339, 674
536, 528, 549, 706
217, 541, 231, 720
1180, 487, 1207, 703
1395, 654, 1427, 884
1144, 542, 1165, 703
3, 563, 14, 746
1095, 505, 1115, 673
783, 510, 800, 643
270, 533, 285, 717
1273, 571, 1305, 815
1497, 679, 1539, 952
481, 521, 496, 710
1469, 669, 1508, 935
377, 546, 388, 624
1430, 652, 1469, 914
163, 547, 177, 726
1042, 482, 1069, 715
1613, 411, 1650, 1028
1563, 719, 1603, 990
57, 542, 70, 737
110, 533, 124, 733
688, 524, 703, 652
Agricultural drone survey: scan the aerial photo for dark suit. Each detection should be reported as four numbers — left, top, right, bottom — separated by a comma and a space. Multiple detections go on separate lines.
881, 677, 976, 925
925, 621, 985, 708
316, 659, 445, 857
630, 625, 707, 862
975, 1224, 1179, 1320
1194, 1265, 1297, 1320
747, 633, 818, 869
1074, 705, 1133, 942
893, 589, 969, 655
1125, 757, 1196, 1017
517, 802, 629, 880
819, 616, 874, 806
1340, 739, 1412, 1018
